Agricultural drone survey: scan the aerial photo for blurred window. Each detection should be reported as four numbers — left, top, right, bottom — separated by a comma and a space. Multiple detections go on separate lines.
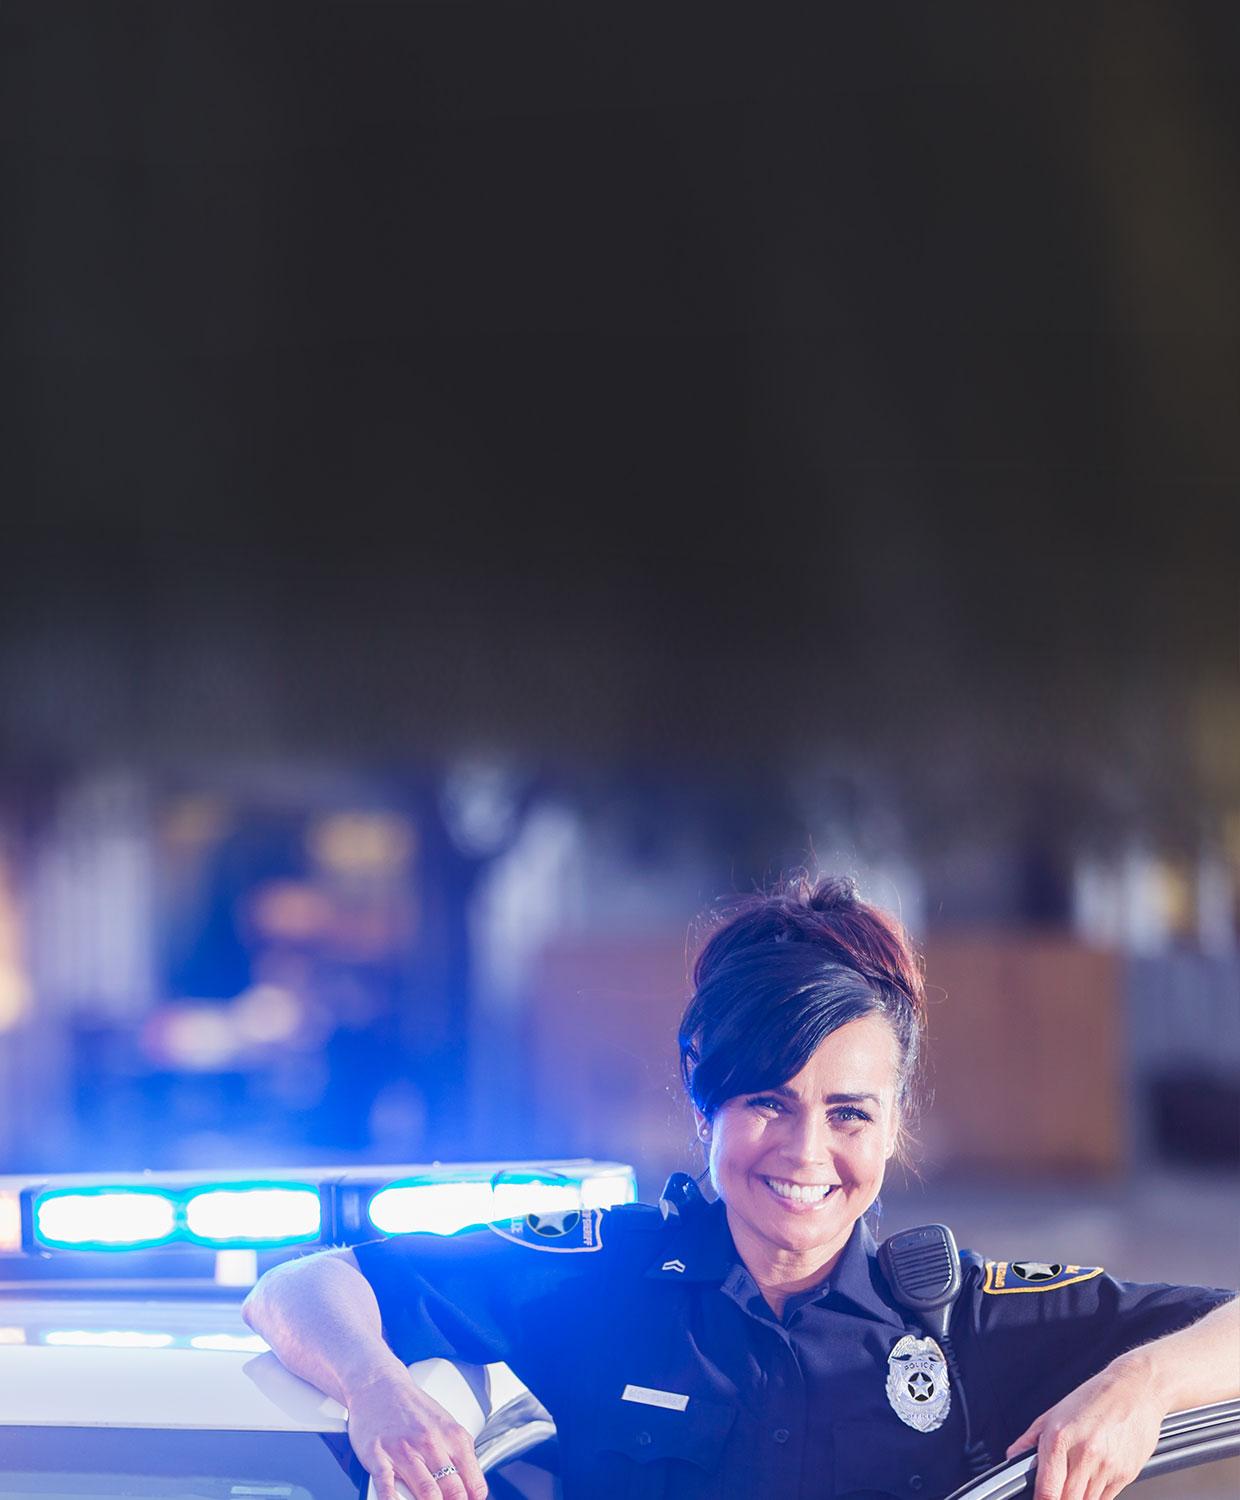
0, 1428, 363, 1500
1125, 1455, 1240, 1500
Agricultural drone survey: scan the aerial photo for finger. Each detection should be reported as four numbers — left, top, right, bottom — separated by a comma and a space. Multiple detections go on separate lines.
368, 1459, 401, 1500
452, 1445, 488, 1500
426, 1455, 471, 1500
1098, 1473, 1133, 1500
1033, 1431, 1069, 1500
1083, 1462, 1117, 1500
1057, 1439, 1094, 1500
400, 1456, 447, 1500
1007, 1414, 1047, 1460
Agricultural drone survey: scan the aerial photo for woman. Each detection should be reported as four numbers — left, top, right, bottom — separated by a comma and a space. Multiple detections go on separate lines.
243, 875, 1237, 1500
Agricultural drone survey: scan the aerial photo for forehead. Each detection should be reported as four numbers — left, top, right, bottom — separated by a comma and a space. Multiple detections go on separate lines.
780, 1015, 901, 1096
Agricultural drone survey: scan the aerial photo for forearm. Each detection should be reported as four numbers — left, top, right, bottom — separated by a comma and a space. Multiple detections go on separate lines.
242, 1250, 411, 1406
1110, 1296, 1240, 1412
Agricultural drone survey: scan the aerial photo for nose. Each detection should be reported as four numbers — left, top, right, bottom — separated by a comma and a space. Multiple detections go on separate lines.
778, 1109, 835, 1172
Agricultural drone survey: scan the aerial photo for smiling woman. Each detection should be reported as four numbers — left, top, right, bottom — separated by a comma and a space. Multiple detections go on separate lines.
696, 1014, 902, 1314
679, 875, 922, 1314
242, 875, 1238, 1500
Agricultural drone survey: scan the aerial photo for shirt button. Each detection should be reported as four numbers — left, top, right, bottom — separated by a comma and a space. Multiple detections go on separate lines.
636, 1431, 652, 1447
773, 1429, 790, 1444
909, 1477, 924, 1491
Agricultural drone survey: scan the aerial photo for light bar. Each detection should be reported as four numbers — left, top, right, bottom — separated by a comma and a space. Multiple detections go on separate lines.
10, 1160, 639, 1256
32, 1182, 321, 1252
35, 1190, 178, 1250
367, 1166, 637, 1236
183, 1185, 321, 1246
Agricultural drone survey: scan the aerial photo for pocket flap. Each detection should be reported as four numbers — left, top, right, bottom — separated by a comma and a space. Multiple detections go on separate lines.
595, 1394, 736, 1469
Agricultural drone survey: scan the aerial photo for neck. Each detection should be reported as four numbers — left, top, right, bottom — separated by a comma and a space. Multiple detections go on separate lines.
726, 1212, 855, 1316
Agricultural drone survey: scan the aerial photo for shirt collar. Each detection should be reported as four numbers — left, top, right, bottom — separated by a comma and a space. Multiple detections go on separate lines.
645, 1195, 908, 1330
822, 1216, 908, 1329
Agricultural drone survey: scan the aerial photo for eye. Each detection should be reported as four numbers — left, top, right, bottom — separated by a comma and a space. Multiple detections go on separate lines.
830, 1105, 873, 1125
745, 1095, 785, 1115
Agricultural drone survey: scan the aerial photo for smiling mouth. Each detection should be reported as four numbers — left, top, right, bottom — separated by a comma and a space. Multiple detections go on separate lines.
762, 1176, 837, 1206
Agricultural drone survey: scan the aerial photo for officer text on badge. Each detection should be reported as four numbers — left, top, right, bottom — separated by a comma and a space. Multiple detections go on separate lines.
886, 1335, 951, 1432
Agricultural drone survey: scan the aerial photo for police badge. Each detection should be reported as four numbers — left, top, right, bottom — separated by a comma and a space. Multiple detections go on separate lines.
886, 1334, 951, 1432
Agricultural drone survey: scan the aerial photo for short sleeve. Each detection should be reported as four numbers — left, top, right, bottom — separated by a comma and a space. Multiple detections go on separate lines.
961, 1257, 1235, 1448
354, 1226, 580, 1371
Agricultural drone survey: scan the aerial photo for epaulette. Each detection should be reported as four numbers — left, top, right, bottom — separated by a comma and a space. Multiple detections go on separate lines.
602, 1200, 665, 1237
959, 1247, 987, 1280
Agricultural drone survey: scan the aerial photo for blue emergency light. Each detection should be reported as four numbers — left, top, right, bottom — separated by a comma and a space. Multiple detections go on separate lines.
32, 1182, 323, 1252
12, 1160, 639, 1258
367, 1166, 637, 1236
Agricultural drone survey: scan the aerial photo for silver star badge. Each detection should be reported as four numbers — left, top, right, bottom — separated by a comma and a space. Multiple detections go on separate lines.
886, 1334, 951, 1432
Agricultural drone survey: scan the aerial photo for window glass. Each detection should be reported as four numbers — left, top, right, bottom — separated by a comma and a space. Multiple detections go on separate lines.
1126, 1456, 1240, 1500
0, 1428, 365, 1500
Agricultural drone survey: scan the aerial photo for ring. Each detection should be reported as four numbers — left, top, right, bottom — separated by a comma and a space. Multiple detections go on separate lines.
429, 1465, 458, 1481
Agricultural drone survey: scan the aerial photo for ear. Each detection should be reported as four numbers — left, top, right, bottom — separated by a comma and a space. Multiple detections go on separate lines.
694, 1109, 711, 1141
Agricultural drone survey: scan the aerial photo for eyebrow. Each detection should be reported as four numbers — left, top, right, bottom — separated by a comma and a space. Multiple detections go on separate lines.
765, 1086, 882, 1106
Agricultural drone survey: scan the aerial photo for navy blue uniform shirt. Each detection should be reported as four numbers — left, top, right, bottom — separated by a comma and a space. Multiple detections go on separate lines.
352, 1193, 1232, 1500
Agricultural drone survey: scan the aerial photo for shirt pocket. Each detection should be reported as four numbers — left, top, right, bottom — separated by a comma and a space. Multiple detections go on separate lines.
834, 1417, 963, 1500
591, 1395, 738, 1500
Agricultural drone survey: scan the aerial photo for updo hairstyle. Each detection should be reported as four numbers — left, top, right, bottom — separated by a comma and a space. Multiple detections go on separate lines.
678, 874, 926, 1159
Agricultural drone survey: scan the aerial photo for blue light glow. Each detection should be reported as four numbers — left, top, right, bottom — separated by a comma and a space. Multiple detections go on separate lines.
35, 1190, 178, 1250
368, 1167, 638, 1236
184, 1185, 321, 1245
368, 1180, 497, 1235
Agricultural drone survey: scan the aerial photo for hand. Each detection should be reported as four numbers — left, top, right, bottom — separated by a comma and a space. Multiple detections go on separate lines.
1005, 1359, 1164, 1500
345, 1367, 488, 1500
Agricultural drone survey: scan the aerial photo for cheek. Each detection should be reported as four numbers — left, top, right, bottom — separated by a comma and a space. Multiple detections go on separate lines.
838, 1132, 891, 1183
710, 1118, 764, 1178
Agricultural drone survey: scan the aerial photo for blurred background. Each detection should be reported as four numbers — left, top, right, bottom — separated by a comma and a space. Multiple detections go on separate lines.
0, 4, 1236, 1285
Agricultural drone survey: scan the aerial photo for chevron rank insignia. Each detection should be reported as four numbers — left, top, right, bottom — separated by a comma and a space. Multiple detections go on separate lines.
487, 1206, 604, 1253
982, 1260, 1104, 1293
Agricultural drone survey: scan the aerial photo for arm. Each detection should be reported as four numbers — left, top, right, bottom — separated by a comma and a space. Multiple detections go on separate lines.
242, 1249, 487, 1500
1006, 1296, 1239, 1500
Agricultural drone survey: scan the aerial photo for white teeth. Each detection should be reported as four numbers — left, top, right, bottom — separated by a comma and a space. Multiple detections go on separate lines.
765, 1178, 833, 1204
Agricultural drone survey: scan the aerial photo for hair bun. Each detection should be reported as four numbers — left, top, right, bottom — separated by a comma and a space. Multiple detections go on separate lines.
804, 873, 858, 912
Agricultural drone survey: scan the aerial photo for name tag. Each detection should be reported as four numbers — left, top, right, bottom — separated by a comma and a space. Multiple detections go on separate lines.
621, 1384, 690, 1412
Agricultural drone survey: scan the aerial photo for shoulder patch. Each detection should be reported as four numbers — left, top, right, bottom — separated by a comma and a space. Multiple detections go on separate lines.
486, 1205, 605, 1253
982, 1260, 1104, 1294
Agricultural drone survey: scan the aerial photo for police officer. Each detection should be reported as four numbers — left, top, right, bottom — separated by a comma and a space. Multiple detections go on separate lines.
244, 875, 1238, 1500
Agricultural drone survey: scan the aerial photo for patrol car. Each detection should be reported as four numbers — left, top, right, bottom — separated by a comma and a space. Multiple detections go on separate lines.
0, 1161, 630, 1500
1, 1164, 1236, 1500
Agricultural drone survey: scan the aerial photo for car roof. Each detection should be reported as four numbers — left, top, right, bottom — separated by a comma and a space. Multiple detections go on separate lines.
0, 1292, 346, 1433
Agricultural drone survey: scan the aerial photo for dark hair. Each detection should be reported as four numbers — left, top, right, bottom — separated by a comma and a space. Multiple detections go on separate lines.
678, 874, 926, 1156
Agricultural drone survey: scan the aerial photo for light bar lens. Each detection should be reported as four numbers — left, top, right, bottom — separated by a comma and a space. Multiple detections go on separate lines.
32, 1182, 320, 1251
580, 1171, 639, 1211
35, 1190, 177, 1250
368, 1181, 496, 1236
184, 1186, 321, 1246
368, 1167, 637, 1236
0, 1191, 21, 1253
